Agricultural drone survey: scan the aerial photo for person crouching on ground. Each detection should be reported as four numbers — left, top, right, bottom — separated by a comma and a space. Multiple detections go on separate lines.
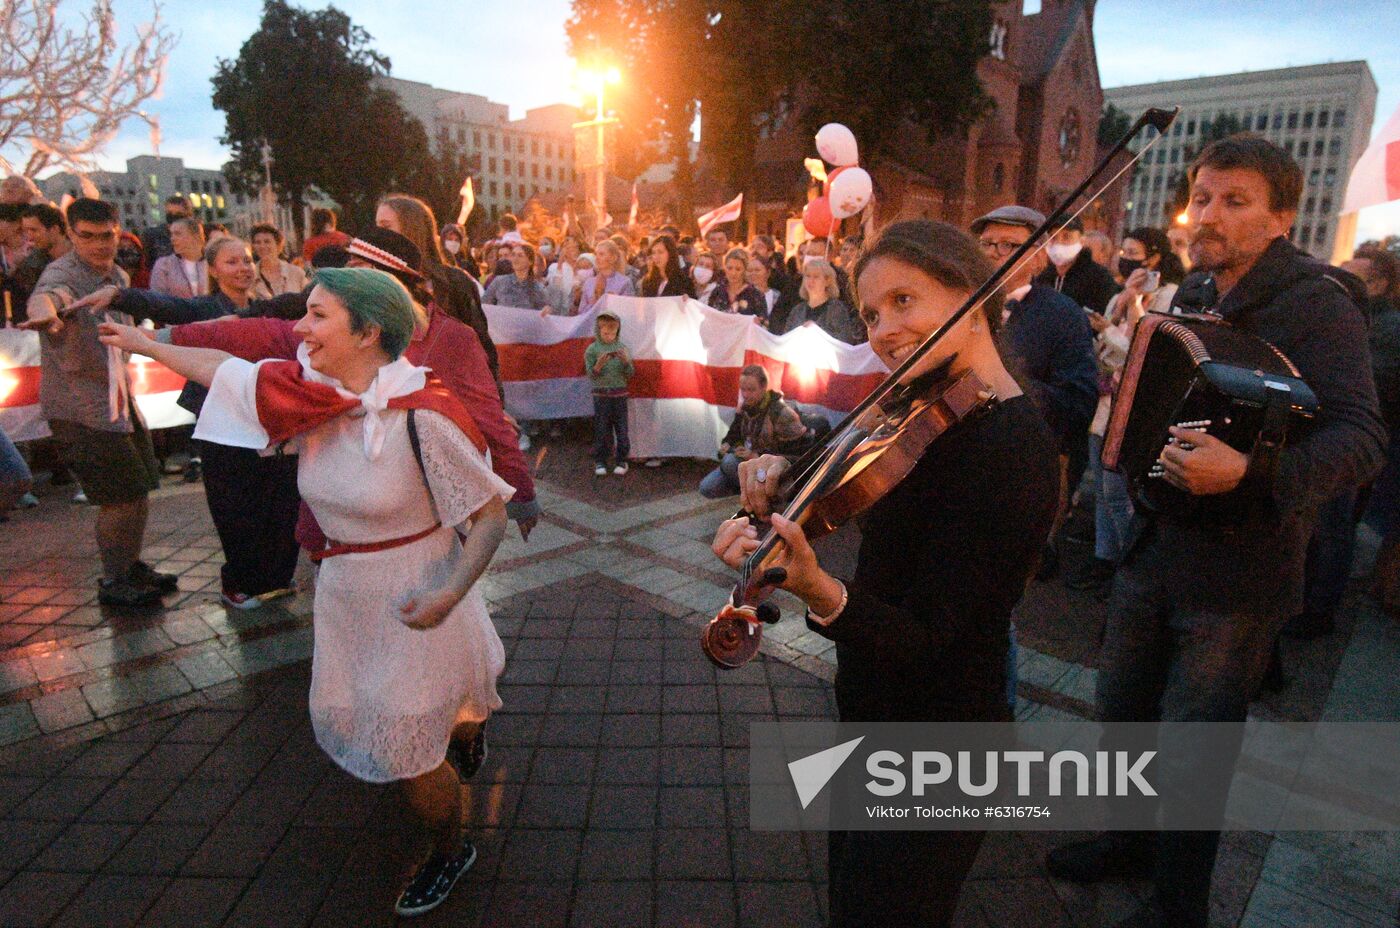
586, 309, 634, 476
700, 364, 808, 499
97, 268, 513, 917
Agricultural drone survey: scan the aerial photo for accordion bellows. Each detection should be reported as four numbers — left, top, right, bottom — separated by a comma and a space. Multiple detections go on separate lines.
1102, 312, 1318, 522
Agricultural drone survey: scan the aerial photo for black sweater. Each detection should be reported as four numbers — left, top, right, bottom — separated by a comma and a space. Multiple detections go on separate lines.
1034, 248, 1119, 313
1148, 236, 1388, 616
806, 396, 1058, 722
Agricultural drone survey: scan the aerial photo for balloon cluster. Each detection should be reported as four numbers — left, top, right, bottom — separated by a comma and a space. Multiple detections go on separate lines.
803, 124, 873, 239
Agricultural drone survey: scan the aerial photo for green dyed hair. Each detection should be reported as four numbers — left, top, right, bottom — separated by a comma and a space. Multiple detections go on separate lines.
310, 267, 416, 359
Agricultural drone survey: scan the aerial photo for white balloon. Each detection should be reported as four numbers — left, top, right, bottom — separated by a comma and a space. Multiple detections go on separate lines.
828, 167, 872, 219
815, 123, 859, 167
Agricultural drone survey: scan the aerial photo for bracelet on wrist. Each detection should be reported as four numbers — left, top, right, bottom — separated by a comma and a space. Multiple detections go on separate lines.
807, 580, 848, 627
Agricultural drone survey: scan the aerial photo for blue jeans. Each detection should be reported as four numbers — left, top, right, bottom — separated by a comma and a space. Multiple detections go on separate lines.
1090, 433, 1135, 563
1096, 546, 1286, 926
591, 395, 629, 465
0, 429, 32, 511
699, 453, 742, 499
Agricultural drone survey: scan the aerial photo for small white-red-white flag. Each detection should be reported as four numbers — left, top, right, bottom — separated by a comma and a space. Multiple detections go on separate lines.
457, 176, 475, 226
697, 193, 743, 236
1343, 101, 1400, 214
628, 181, 639, 227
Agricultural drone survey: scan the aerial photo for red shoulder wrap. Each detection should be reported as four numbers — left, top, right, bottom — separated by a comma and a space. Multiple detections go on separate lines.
254, 364, 485, 453
255, 360, 358, 444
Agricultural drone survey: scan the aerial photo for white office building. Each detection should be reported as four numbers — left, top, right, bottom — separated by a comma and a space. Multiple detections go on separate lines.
39, 155, 250, 231
378, 76, 579, 221
1106, 61, 1377, 261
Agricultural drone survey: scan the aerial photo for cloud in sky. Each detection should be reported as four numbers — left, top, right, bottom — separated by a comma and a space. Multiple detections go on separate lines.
18, 0, 1400, 240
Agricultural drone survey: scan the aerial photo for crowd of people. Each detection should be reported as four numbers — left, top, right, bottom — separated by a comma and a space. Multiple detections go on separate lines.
0, 128, 1398, 925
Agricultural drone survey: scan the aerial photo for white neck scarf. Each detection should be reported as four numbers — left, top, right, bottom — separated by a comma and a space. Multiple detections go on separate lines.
295, 342, 428, 460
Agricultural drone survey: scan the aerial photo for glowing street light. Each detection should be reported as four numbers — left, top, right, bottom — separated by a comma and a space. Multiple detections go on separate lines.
574, 66, 622, 230
1175, 210, 1190, 225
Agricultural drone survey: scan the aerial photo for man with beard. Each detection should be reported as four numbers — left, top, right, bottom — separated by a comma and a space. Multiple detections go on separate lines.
1045, 136, 1385, 927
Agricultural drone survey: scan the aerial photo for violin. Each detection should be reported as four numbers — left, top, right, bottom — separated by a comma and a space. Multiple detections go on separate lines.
701, 106, 1180, 669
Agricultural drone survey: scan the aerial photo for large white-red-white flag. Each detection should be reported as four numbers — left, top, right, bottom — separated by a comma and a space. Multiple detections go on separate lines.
483, 296, 885, 459
0, 330, 194, 442
1343, 101, 1400, 214
697, 193, 743, 237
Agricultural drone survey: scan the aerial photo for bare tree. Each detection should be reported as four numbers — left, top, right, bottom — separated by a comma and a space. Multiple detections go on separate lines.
0, 0, 175, 176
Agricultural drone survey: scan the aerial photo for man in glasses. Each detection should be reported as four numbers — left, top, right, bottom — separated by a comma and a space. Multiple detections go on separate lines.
22, 198, 172, 608
972, 205, 1099, 580
972, 205, 1097, 458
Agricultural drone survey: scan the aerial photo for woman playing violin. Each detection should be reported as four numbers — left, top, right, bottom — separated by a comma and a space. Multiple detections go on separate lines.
711, 220, 1059, 926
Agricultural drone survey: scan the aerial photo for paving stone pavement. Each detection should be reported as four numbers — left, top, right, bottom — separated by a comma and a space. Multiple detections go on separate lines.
1, 442, 1396, 927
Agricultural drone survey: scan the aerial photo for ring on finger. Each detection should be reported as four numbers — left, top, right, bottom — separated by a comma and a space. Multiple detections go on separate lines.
756, 468, 768, 483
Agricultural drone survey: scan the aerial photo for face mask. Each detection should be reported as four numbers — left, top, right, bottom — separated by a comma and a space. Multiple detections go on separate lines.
692, 265, 713, 286
1046, 242, 1083, 266
1117, 258, 1143, 278
540, 244, 554, 256
443, 239, 461, 255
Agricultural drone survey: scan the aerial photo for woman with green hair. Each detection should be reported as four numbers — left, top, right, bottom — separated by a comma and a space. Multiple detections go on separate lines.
99, 267, 512, 917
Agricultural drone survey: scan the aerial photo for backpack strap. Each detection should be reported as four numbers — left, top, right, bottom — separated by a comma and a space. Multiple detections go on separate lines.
406, 408, 429, 489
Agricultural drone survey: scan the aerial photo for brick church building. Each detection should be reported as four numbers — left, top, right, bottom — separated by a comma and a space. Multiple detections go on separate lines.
700, 0, 1121, 242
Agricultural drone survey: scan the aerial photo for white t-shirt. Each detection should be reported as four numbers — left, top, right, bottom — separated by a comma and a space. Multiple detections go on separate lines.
181, 258, 202, 294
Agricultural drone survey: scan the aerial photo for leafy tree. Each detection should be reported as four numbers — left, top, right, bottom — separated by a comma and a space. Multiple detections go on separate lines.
1165, 113, 1245, 221
796, 1, 995, 164
212, 0, 435, 235
568, 0, 995, 233
1098, 104, 1132, 148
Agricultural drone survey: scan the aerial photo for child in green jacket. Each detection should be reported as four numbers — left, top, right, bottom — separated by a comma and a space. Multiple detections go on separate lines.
584, 309, 635, 475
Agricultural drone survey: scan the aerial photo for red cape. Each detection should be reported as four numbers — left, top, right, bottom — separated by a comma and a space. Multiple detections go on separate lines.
254, 360, 487, 452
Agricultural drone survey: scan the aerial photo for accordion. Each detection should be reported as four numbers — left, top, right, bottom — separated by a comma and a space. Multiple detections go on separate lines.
1101, 312, 1318, 522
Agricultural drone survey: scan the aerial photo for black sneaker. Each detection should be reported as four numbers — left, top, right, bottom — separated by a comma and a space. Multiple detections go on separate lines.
98, 577, 163, 608
393, 838, 476, 917
128, 560, 179, 593
183, 457, 202, 483
446, 724, 488, 783
1045, 834, 1154, 883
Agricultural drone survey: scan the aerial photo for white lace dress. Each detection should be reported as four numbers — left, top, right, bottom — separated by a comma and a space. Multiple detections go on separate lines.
196, 355, 514, 783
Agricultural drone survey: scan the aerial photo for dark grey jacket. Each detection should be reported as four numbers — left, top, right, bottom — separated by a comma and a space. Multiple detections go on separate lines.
1133, 236, 1387, 616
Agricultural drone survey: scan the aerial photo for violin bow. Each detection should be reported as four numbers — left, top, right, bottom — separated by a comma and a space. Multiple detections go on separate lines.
773, 106, 1182, 495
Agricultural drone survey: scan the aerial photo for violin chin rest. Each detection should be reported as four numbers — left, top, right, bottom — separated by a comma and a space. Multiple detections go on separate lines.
702, 612, 763, 668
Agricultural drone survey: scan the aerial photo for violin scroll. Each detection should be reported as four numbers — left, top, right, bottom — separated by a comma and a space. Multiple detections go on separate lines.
702, 605, 764, 668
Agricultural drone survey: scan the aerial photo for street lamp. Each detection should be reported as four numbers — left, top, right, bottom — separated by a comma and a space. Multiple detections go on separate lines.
575, 67, 621, 230
259, 139, 276, 225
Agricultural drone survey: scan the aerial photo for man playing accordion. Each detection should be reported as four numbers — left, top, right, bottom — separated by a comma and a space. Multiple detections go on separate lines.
1046, 135, 1386, 927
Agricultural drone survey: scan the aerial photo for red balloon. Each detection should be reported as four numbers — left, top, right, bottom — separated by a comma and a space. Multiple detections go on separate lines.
823, 166, 849, 198
803, 196, 834, 239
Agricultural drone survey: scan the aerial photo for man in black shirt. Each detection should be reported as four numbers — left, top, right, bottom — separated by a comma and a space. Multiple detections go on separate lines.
1046, 137, 1385, 927
1033, 215, 1119, 313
